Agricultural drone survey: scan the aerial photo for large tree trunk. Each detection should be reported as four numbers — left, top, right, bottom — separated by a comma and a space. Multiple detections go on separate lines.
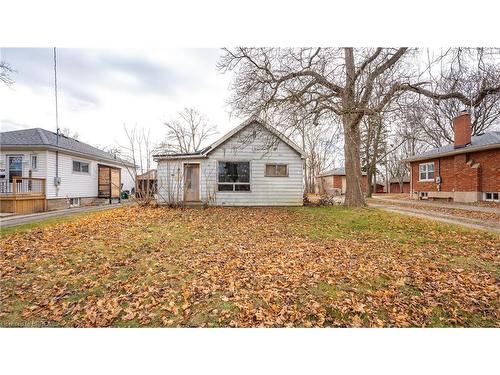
343, 119, 366, 207
343, 48, 366, 207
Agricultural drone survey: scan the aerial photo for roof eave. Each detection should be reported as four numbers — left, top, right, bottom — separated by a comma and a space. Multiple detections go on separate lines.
0, 144, 136, 168
153, 153, 208, 161
403, 143, 500, 163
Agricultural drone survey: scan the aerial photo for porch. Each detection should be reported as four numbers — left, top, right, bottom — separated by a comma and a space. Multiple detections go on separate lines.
0, 177, 47, 215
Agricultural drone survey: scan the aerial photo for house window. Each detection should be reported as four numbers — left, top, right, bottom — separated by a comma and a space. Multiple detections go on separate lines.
265, 164, 288, 177
69, 197, 81, 207
8, 156, 23, 183
217, 161, 250, 192
484, 192, 499, 202
31, 155, 38, 170
419, 162, 434, 181
73, 161, 89, 173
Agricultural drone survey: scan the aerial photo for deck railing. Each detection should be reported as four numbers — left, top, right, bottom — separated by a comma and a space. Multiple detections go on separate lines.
0, 177, 46, 196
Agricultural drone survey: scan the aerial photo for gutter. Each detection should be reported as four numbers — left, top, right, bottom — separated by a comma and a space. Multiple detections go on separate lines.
153, 154, 208, 161
0, 145, 136, 168
403, 143, 500, 163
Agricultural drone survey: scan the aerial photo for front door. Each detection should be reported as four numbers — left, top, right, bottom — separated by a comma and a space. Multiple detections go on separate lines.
184, 164, 200, 202
8, 156, 23, 183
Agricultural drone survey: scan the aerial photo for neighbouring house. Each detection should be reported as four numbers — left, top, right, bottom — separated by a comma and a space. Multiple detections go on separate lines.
0, 128, 136, 214
388, 176, 411, 194
404, 111, 500, 203
316, 168, 384, 195
136, 169, 157, 197
375, 183, 385, 194
153, 117, 305, 206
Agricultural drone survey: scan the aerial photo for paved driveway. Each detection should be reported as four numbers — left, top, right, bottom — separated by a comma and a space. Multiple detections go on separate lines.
368, 196, 500, 234
0, 202, 133, 228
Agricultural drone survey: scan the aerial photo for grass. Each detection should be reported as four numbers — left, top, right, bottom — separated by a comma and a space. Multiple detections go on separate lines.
0, 205, 498, 327
0, 210, 104, 238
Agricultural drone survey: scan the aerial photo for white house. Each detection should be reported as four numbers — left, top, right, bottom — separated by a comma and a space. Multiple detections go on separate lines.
153, 117, 305, 206
0, 128, 135, 212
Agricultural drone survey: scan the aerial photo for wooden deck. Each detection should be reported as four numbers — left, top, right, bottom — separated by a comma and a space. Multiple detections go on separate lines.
0, 177, 47, 215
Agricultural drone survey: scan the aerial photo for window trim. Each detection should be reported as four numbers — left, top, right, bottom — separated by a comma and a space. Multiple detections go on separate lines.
484, 192, 499, 202
72, 160, 90, 174
265, 163, 289, 177
30, 154, 38, 170
217, 160, 251, 193
69, 197, 81, 207
418, 162, 435, 182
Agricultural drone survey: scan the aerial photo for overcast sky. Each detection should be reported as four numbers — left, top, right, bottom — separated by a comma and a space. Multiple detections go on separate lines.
0, 48, 241, 149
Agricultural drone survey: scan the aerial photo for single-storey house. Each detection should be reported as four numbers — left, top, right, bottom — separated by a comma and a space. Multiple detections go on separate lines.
388, 176, 411, 194
404, 111, 500, 203
316, 168, 384, 195
153, 117, 305, 206
1, 128, 135, 213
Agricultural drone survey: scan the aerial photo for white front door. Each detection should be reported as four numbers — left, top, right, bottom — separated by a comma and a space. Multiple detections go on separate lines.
341, 176, 347, 194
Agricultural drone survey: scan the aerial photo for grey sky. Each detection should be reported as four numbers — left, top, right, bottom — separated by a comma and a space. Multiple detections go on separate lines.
0, 48, 241, 149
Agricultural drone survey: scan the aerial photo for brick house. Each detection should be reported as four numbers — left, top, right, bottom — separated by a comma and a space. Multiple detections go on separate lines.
316, 167, 383, 194
404, 111, 500, 203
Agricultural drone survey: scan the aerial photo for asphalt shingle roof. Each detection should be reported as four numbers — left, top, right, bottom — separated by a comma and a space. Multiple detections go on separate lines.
405, 131, 500, 162
317, 167, 367, 177
0, 128, 133, 166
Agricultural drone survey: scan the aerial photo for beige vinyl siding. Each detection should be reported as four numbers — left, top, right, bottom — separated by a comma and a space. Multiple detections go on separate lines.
156, 158, 207, 203
1, 150, 47, 181
156, 124, 304, 206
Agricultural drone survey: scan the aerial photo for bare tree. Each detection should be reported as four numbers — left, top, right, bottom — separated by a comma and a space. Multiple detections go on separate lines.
60, 127, 79, 140
159, 108, 217, 154
120, 125, 153, 203
218, 47, 500, 207
360, 113, 388, 197
0, 61, 14, 86
270, 109, 341, 194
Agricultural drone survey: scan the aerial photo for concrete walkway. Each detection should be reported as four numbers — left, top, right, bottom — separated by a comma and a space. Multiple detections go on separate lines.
0, 202, 133, 229
369, 203, 500, 234
370, 196, 500, 214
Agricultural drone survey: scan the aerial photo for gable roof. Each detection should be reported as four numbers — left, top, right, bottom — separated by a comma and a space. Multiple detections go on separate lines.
0, 128, 135, 167
404, 131, 500, 162
317, 167, 367, 177
153, 116, 306, 160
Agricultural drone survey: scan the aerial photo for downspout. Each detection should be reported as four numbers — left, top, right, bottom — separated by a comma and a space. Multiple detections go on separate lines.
53, 47, 60, 197
437, 159, 441, 192
410, 163, 413, 199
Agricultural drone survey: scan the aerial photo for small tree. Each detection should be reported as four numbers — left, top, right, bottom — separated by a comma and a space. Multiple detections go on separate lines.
120, 125, 154, 204
159, 108, 217, 154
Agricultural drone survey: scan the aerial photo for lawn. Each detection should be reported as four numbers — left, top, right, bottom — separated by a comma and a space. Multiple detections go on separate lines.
1, 205, 498, 327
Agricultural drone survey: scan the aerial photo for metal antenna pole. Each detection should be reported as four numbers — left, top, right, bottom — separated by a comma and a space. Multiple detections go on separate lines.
53, 47, 60, 192
54, 47, 60, 139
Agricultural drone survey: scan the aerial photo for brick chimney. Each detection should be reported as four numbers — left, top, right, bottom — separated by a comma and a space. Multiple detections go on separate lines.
453, 110, 472, 148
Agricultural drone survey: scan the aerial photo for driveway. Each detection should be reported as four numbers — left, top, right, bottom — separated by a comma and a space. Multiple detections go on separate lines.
368, 196, 500, 234
0, 201, 134, 228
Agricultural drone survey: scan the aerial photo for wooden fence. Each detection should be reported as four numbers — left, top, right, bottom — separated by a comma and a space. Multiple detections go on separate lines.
0, 177, 47, 214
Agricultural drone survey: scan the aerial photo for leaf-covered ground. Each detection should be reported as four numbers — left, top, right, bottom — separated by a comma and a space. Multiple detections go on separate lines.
1, 206, 498, 327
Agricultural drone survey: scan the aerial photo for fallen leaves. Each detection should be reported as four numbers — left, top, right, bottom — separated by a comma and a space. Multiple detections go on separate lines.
0, 205, 499, 328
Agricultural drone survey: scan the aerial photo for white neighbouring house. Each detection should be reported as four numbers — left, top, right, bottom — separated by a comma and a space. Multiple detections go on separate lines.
0, 128, 135, 212
153, 117, 306, 206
